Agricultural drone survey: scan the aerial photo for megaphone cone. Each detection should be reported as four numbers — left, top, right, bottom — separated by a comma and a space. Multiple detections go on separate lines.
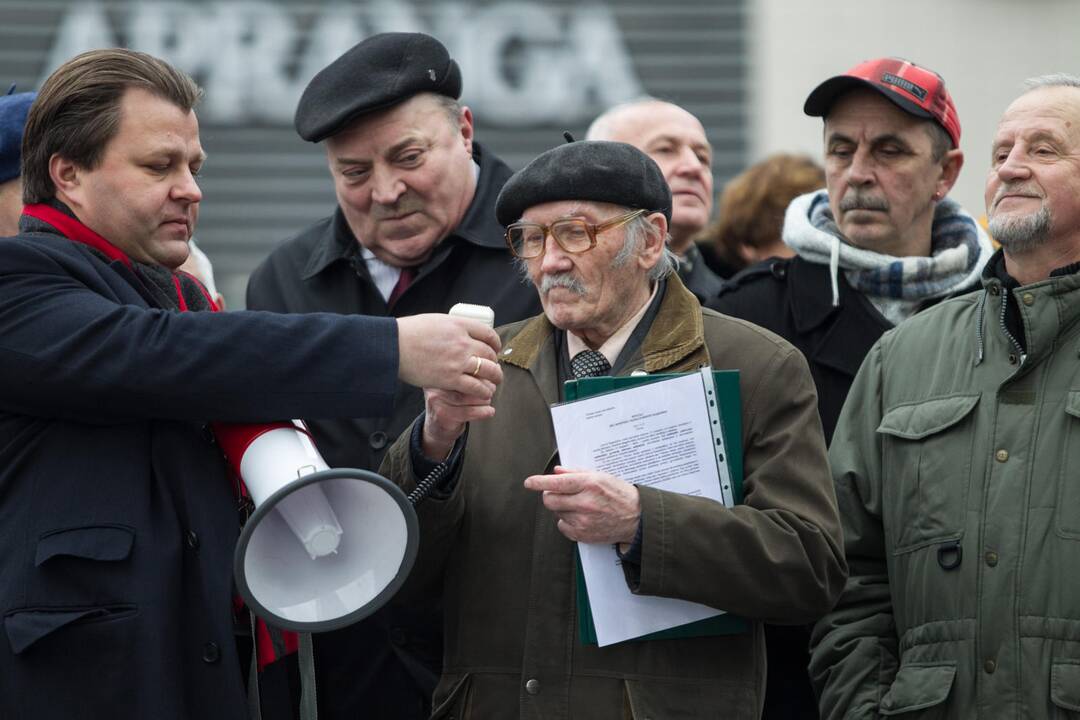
215, 422, 418, 632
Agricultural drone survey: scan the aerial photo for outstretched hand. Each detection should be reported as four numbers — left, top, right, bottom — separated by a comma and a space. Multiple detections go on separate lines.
524, 466, 640, 545
397, 314, 502, 396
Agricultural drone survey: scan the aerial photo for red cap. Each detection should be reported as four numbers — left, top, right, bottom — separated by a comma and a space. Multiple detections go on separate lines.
804, 57, 960, 148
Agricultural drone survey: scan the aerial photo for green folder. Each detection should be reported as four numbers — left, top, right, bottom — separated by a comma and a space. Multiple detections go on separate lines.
563, 370, 749, 644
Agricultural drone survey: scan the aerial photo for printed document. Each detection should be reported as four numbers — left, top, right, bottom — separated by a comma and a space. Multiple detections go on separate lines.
550, 372, 733, 646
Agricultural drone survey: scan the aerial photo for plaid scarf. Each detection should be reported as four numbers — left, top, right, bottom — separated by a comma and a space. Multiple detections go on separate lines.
782, 190, 992, 325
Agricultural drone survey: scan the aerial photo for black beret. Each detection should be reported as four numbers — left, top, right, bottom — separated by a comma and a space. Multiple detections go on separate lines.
495, 141, 672, 226
295, 32, 462, 143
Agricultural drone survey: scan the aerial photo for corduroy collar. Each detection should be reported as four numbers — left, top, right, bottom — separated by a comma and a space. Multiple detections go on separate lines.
500, 274, 707, 375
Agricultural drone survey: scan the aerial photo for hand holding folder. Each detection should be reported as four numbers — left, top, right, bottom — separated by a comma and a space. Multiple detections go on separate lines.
554, 368, 748, 646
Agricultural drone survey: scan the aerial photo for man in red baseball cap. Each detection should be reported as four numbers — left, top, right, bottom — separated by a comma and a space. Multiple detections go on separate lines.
802, 57, 961, 149
709, 57, 993, 719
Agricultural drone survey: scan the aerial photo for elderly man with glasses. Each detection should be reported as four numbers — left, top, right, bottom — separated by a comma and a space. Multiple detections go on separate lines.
380, 140, 846, 719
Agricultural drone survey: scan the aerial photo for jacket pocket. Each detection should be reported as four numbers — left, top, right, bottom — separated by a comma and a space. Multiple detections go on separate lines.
1056, 393, 1080, 540
878, 662, 956, 716
877, 395, 979, 553
430, 672, 472, 720
35, 525, 134, 566
1051, 659, 1080, 713
4, 604, 137, 654
624, 677, 757, 720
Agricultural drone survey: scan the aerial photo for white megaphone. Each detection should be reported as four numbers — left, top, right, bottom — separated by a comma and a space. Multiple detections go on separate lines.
214, 421, 418, 632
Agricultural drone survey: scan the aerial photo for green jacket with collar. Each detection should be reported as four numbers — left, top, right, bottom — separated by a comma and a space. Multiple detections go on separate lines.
383, 277, 845, 719
810, 254, 1080, 718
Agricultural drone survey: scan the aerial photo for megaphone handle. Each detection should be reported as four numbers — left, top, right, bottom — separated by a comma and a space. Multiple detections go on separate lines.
298, 633, 318, 720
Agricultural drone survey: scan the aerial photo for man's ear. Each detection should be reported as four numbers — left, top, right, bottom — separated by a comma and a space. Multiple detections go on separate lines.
49, 153, 83, 206
638, 211, 668, 271
459, 105, 475, 157
936, 148, 964, 200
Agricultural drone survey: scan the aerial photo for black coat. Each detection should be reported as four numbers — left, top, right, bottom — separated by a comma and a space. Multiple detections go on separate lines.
246, 142, 542, 720
709, 256, 891, 445
0, 222, 401, 720
708, 254, 975, 720
677, 242, 725, 304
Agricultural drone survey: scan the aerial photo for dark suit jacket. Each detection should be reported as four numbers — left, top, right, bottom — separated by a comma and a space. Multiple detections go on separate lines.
245, 142, 542, 720
0, 223, 399, 720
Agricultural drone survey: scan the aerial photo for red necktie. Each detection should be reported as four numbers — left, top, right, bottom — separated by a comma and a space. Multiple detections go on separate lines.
387, 266, 417, 308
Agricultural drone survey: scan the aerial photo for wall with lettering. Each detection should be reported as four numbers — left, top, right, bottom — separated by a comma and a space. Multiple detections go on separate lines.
1, 0, 746, 306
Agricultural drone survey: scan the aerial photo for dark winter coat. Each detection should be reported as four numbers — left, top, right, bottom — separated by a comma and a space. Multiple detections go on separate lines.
0, 218, 400, 720
383, 277, 846, 719
245, 142, 541, 719
709, 256, 891, 444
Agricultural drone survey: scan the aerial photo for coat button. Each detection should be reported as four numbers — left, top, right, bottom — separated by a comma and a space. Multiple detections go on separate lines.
995, 449, 1009, 463
985, 551, 999, 567
989, 285, 1000, 296
1008, 354, 1018, 365
203, 642, 220, 663
185, 530, 200, 551
984, 659, 996, 674
1022, 292, 1035, 306
369, 431, 388, 450
525, 678, 540, 695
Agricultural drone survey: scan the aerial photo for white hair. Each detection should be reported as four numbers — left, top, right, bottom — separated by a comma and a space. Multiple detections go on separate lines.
617, 214, 678, 281
1022, 73, 1080, 92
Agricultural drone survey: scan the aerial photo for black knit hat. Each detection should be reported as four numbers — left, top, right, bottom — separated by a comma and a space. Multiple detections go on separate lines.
295, 32, 462, 143
495, 140, 672, 226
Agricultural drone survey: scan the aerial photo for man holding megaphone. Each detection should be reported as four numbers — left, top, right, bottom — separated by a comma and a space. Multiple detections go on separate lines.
0, 48, 500, 720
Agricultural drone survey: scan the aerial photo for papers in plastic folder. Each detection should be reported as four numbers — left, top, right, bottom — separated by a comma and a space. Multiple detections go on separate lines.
550, 369, 734, 646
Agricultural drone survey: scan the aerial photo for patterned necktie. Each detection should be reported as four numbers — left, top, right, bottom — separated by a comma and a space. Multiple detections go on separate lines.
571, 349, 611, 378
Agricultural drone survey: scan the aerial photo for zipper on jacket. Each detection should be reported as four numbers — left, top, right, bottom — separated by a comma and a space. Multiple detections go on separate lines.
975, 290, 987, 364
998, 287, 1026, 364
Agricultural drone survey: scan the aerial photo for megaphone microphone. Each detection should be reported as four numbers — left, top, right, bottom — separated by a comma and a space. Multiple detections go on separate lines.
214, 421, 418, 633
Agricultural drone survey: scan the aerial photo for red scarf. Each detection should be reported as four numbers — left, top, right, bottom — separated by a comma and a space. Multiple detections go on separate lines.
22, 203, 218, 311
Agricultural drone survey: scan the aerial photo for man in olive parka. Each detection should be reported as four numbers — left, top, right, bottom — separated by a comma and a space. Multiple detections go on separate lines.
811, 74, 1080, 718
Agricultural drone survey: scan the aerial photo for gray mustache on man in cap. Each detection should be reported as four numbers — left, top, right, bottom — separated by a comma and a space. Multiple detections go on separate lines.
838, 191, 889, 213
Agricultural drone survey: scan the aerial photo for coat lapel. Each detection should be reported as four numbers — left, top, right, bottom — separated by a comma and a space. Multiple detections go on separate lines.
788, 258, 890, 379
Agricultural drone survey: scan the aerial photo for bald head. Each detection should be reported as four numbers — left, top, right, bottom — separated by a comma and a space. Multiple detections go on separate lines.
587, 99, 713, 252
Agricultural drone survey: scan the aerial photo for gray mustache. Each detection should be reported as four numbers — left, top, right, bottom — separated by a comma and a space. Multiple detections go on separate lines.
839, 193, 889, 212
540, 272, 586, 296
992, 183, 1044, 208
